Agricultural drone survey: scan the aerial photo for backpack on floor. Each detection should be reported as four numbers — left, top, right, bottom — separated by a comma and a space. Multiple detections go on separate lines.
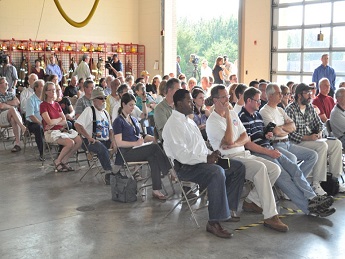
321, 173, 339, 196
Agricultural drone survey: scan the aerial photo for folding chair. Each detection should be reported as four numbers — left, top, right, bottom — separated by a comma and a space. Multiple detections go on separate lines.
0, 124, 13, 149
114, 138, 176, 201
79, 140, 113, 184
43, 137, 62, 169
114, 144, 156, 201
163, 157, 207, 228
23, 130, 35, 153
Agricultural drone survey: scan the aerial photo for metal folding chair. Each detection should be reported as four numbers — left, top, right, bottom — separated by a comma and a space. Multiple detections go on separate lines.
79, 140, 113, 184
0, 124, 13, 149
162, 157, 207, 228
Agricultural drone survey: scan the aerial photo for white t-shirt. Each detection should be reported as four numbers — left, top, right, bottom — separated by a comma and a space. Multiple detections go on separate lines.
259, 104, 291, 140
233, 103, 243, 114
206, 110, 246, 155
76, 106, 112, 141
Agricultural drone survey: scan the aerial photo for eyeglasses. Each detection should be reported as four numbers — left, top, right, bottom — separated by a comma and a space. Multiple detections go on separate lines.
302, 91, 312, 95
95, 97, 106, 101
250, 98, 261, 104
216, 95, 230, 100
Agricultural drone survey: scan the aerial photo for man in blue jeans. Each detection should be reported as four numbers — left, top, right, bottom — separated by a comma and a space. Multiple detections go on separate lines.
239, 87, 335, 217
75, 88, 116, 183
163, 89, 245, 239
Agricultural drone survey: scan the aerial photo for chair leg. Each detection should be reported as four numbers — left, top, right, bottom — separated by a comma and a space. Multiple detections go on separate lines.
163, 179, 200, 228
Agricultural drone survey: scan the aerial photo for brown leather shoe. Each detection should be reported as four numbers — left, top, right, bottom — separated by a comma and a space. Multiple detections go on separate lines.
264, 215, 289, 232
242, 200, 263, 214
206, 222, 233, 238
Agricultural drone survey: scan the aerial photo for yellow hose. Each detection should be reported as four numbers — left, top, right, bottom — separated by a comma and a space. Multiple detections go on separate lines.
53, 0, 100, 28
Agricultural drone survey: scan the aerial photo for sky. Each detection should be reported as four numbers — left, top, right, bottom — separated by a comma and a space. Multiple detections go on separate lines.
176, 0, 239, 21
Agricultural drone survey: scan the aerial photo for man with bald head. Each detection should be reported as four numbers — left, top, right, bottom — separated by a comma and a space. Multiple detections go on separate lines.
20, 73, 38, 115
106, 78, 121, 116
26, 79, 45, 160
64, 75, 78, 97
312, 78, 335, 123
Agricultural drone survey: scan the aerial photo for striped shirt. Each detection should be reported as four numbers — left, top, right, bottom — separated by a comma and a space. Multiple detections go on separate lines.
239, 107, 270, 147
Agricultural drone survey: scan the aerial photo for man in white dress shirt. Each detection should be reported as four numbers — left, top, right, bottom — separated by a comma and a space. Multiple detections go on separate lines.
163, 89, 245, 239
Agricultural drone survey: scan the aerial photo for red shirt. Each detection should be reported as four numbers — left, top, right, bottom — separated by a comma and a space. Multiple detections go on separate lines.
40, 101, 63, 131
312, 94, 335, 119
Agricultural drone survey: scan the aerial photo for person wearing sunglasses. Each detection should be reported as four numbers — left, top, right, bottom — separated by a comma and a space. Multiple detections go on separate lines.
75, 87, 117, 183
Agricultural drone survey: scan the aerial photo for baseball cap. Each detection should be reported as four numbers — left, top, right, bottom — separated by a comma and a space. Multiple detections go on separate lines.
141, 70, 150, 76
91, 87, 106, 99
295, 83, 314, 95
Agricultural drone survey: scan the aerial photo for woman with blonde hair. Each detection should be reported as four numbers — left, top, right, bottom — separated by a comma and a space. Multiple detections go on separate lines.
40, 81, 82, 172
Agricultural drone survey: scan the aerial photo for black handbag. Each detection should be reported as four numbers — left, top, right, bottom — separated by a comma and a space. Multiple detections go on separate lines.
110, 173, 137, 203
321, 173, 339, 196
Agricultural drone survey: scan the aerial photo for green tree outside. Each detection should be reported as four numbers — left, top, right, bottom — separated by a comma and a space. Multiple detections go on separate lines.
177, 16, 239, 81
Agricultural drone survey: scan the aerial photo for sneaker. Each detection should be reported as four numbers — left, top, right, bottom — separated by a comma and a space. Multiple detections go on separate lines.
312, 182, 327, 196
308, 195, 334, 211
264, 215, 289, 232
310, 207, 336, 217
338, 182, 345, 193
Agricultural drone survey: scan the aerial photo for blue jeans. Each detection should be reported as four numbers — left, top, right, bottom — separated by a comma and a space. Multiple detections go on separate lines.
177, 160, 245, 221
82, 138, 112, 171
272, 141, 318, 177
253, 148, 316, 214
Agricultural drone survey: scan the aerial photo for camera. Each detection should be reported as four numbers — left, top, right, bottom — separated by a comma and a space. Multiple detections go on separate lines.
264, 122, 276, 135
189, 54, 199, 66
105, 56, 112, 69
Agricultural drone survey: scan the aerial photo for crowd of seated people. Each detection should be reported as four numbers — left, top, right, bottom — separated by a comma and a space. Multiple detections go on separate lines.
5, 55, 345, 240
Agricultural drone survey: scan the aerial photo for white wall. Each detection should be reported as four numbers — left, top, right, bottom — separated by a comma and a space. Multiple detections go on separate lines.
240, 0, 271, 84
0, 0, 163, 77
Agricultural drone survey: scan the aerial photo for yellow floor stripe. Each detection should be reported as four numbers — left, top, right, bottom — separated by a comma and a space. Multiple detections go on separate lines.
235, 195, 344, 232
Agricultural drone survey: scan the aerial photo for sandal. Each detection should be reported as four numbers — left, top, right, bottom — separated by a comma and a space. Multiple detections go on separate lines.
11, 145, 21, 152
62, 163, 74, 171
55, 162, 69, 172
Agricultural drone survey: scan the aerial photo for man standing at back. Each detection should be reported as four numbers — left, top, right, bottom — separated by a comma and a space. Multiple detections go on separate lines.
312, 54, 336, 97
107, 54, 123, 78
45, 55, 62, 83
0, 55, 18, 95
73, 54, 92, 81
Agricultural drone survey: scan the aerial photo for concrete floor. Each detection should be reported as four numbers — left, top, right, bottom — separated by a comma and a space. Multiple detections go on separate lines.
1, 142, 345, 259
